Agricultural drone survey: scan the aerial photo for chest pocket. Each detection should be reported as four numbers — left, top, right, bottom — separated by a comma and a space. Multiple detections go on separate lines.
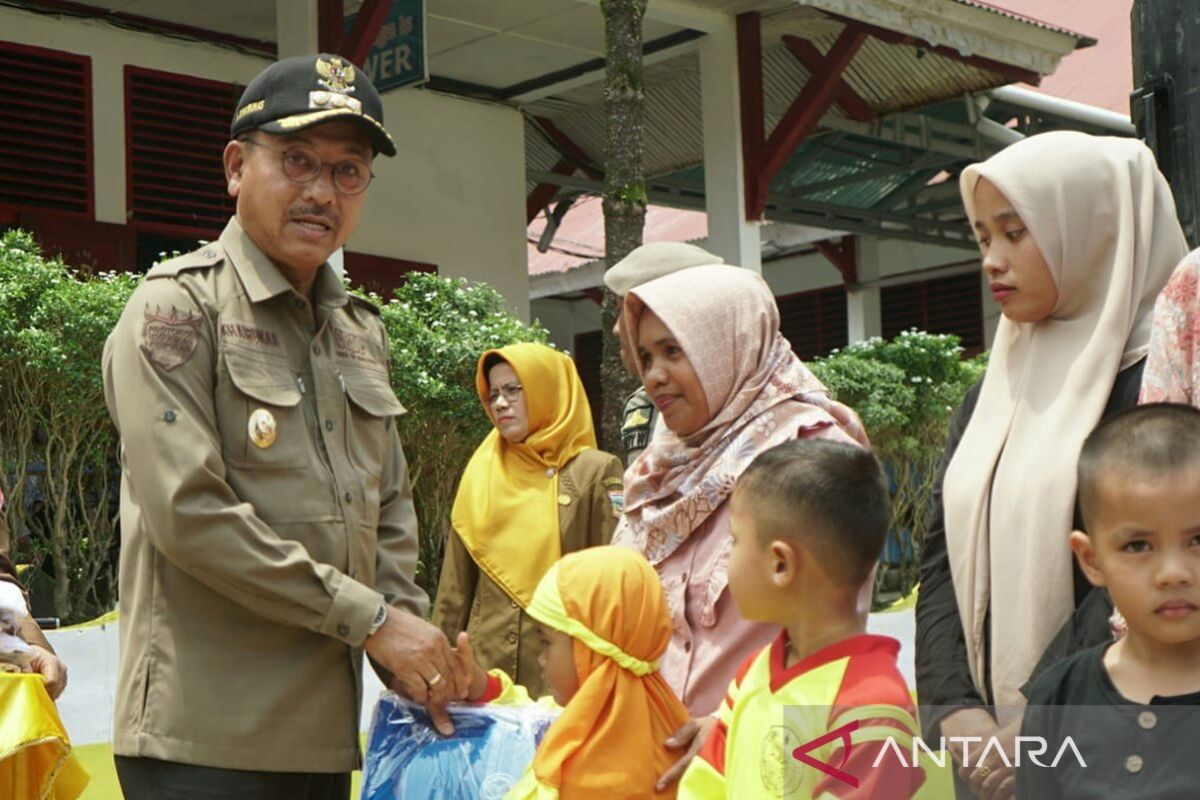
220, 347, 308, 470
341, 365, 405, 479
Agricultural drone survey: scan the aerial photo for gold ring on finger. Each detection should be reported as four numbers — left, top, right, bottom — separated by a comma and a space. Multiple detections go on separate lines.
977, 766, 991, 779
426, 672, 444, 687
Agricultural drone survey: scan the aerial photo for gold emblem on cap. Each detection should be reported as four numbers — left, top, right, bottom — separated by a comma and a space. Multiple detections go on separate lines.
248, 408, 277, 449
316, 56, 356, 94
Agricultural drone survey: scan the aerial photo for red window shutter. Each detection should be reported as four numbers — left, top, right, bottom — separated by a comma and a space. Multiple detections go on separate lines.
125, 66, 239, 237
778, 286, 849, 360
0, 41, 92, 216
573, 330, 604, 437
343, 251, 436, 297
882, 271, 983, 352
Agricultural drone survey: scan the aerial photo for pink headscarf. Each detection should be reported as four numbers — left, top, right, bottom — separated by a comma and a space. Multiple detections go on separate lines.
612, 264, 836, 565
1142, 249, 1200, 405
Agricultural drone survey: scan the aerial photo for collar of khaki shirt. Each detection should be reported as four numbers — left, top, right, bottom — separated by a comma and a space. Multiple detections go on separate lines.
218, 217, 349, 311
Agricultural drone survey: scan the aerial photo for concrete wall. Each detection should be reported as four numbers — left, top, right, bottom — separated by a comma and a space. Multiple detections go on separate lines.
364, 89, 529, 319
531, 297, 603, 353
0, 5, 530, 319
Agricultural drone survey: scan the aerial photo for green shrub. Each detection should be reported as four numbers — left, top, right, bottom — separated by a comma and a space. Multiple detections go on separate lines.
810, 330, 986, 604
0, 230, 139, 622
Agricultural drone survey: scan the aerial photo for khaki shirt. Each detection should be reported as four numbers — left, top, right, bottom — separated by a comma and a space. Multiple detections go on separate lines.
102, 218, 426, 773
621, 387, 660, 466
431, 448, 622, 697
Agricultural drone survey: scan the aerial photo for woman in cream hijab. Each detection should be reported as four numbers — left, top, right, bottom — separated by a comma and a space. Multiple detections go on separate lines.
432, 343, 623, 698
915, 131, 1187, 798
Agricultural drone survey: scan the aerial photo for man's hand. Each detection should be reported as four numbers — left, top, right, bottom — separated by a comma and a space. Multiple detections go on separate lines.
364, 607, 470, 735
26, 645, 67, 700
657, 715, 716, 790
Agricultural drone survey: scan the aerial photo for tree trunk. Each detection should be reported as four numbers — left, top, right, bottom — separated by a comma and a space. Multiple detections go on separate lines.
598, 0, 649, 454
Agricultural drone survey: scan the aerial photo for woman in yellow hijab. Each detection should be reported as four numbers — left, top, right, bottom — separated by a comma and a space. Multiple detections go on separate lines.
432, 343, 624, 697
457, 545, 691, 800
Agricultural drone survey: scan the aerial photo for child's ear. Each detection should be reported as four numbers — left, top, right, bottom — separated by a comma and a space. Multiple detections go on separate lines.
1069, 530, 1106, 587
769, 540, 799, 587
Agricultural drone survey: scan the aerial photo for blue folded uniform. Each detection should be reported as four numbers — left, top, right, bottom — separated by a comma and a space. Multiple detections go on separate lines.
362, 693, 557, 800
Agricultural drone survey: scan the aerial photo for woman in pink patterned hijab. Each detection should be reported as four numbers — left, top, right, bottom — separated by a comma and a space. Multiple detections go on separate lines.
612, 264, 860, 785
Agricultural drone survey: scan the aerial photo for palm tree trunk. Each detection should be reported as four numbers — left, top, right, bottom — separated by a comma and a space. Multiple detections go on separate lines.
599, 0, 649, 453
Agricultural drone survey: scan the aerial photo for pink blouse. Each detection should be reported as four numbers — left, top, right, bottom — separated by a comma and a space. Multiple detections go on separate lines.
654, 424, 856, 716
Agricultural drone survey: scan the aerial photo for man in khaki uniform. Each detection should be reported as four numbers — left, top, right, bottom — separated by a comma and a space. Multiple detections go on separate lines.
103, 55, 465, 799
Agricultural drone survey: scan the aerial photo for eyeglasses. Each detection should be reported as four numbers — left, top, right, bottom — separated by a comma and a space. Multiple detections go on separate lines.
488, 383, 523, 405
242, 138, 374, 196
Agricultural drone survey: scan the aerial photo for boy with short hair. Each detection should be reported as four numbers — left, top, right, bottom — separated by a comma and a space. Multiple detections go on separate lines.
1018, 403, 1200, 798
678, 439, 926, 799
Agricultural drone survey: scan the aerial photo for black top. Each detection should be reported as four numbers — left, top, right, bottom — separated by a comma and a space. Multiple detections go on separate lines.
1019, 643, 1200, 799
915, 359, 1145, 733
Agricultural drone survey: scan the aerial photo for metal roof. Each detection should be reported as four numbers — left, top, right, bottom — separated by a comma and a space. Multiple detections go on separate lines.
523, 0, 1091, 250
953, 0, 1096, 44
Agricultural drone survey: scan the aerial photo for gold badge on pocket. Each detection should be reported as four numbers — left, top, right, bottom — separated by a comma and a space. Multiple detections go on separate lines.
248, 408, 277, 449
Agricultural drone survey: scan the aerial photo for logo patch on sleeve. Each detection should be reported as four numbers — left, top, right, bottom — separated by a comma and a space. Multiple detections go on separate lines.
142, 304, 202, 371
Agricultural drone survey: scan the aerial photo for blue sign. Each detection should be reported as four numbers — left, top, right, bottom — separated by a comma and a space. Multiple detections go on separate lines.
345, 0, 427, 92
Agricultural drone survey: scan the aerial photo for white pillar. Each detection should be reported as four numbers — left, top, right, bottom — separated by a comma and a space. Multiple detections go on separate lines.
847, 287, 882, 342
699, 18, 761, 272
276, 0, 320, 59
847, 241, 882, 342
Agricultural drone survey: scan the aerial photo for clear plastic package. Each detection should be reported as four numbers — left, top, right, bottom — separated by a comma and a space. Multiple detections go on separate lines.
362, 692, 557, 800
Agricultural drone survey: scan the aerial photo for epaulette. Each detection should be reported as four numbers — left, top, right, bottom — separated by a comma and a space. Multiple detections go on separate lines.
145, 244, 225, 280
348, 293, 382, 316
622, 387, 656, 451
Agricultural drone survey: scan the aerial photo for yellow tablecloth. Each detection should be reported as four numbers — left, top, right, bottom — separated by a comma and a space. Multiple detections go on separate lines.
0, 674, 89, 800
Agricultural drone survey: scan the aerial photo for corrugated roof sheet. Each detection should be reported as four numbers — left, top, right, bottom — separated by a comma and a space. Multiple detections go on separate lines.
525, 10, 1019, 179
953, 0, 1096, 45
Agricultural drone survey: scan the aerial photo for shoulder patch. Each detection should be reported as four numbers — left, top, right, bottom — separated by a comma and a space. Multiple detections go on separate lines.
604, 476, 624, 516
146, 244, 225, 280
142, 304, 203, 371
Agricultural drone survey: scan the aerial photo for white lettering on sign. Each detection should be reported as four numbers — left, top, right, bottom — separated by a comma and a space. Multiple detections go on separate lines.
365, 45, 414, 82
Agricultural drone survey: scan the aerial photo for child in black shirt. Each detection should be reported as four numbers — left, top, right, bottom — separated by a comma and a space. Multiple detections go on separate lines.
1020, 404, 1200, 798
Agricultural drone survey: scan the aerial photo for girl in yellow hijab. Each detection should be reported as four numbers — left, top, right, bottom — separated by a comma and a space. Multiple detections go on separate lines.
433, 343, 624, 697
457, 545, 691, 800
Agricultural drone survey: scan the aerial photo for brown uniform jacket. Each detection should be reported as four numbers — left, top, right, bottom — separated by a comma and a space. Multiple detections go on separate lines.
431, 448, 623, 697
102, 218, 425, 773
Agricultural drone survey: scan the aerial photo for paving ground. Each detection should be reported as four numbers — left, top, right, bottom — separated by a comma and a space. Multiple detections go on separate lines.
48, 605, 918, 799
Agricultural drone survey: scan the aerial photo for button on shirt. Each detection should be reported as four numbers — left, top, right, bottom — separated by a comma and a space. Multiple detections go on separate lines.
102, 218, 426, 773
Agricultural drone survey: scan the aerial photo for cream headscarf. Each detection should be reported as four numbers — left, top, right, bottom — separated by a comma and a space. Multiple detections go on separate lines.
943, 131, 1187, 710
613, 265, 836, 569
